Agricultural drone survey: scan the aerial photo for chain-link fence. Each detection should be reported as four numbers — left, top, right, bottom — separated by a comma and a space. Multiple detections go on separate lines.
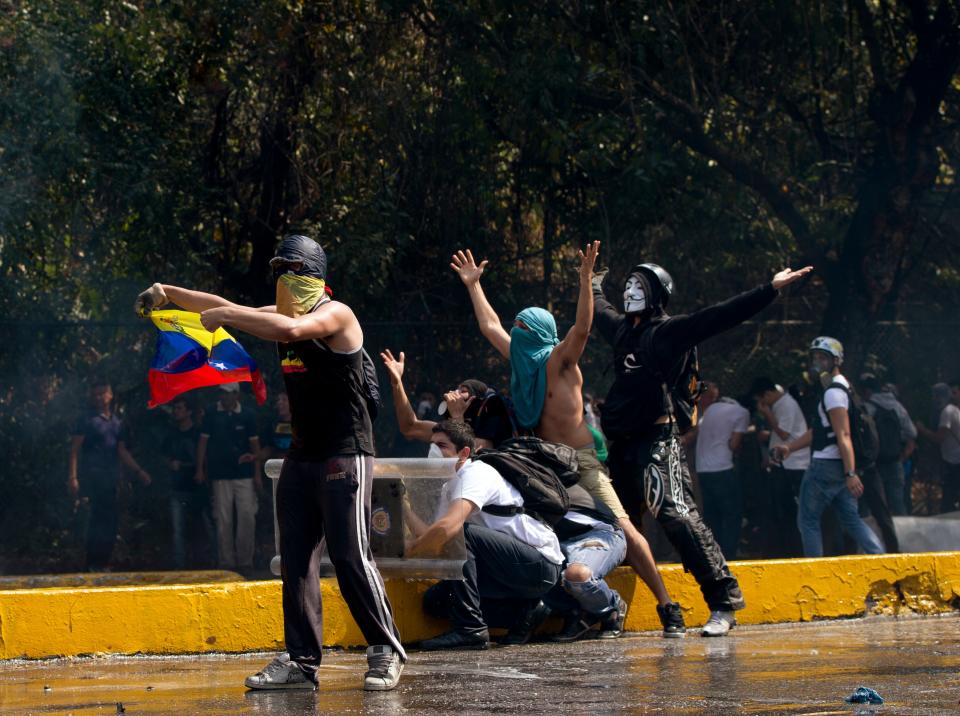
0, 317, 955, 574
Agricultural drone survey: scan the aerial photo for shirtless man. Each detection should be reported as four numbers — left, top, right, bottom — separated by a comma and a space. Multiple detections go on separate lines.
451, 244, 685, 637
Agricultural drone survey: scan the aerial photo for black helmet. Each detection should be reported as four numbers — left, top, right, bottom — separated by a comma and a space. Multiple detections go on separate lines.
270, 234, 327, 280
629, 262, 674, 309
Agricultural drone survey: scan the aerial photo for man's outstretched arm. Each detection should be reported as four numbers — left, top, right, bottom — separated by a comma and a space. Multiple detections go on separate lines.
406, 498, 474, 557
659, 266, 813, 354
451, 249, 511, 360
135, 282, 275, 316
554, 241, 600, 366
199, 301, 350, 344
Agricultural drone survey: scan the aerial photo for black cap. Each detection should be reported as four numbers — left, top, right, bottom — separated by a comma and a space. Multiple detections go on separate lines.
458, 379, 489, 399
270, 234, 327, 280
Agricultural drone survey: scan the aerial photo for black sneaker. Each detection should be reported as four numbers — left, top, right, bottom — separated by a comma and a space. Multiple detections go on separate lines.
656, 602, 687, 639
499, 601, 551, 645
420, 629, 490, 651
597, 596, 627, 639
550, 613, 598, 643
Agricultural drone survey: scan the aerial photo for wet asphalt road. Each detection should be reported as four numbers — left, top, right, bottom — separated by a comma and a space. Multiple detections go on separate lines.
1, 614, 958, 715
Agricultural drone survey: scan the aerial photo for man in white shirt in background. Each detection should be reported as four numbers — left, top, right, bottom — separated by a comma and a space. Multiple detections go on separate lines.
773, 337, 884, 557
693, 382, 750, 560
407, 420, 564, 650
751, 377, 811, 558
917, 379, 960, 514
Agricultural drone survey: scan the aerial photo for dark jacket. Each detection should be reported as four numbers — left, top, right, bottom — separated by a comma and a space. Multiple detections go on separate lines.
594, 282, 777, 439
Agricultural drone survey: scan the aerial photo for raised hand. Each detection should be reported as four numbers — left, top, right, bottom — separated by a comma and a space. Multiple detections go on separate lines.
380, 349, 406, 386
450, 249, 488, 286
772, 266, 814, 291
578, 241, 601, 282
443, 389, 474, 420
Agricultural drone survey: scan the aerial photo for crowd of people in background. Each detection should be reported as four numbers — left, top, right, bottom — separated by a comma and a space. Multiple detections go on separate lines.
68, 379, 293, 578
66, 353, 960, 579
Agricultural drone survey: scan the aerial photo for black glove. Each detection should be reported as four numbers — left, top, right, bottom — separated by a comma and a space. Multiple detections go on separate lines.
134, 283, 168, 317
591, 268, 609, 294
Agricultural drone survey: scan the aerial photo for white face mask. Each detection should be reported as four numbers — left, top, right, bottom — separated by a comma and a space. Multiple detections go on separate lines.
427, 443, 444, 459
623, 274, 647, 314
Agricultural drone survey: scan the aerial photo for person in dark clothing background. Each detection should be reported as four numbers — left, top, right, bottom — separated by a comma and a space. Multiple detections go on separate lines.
68, 379, 152, 571
135, 233, 405, 692
593, 261, 811, 636
164, 394, 214, 569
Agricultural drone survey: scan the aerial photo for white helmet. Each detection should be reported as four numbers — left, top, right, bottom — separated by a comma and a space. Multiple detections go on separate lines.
809, 336, 844, 364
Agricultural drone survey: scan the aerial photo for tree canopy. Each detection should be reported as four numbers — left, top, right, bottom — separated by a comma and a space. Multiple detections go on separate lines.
2, 1, 960, 570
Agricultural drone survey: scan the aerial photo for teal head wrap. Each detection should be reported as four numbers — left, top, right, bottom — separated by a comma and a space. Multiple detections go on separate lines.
509, 307, 559, 429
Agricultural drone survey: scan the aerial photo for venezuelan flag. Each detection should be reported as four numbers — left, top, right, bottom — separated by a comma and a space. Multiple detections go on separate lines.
147, 310, 267, 408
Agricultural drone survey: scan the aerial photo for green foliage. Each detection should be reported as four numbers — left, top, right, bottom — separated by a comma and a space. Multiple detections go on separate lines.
1, 1, 959, 571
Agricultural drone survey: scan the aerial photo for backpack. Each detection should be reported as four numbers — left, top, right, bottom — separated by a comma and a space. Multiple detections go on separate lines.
871, 402, 902, 464
821, 383, 879, 470
473, 450, 571, 526
496, 436, 580, 487
360, 349, 381, 421
635, 318, 705, 433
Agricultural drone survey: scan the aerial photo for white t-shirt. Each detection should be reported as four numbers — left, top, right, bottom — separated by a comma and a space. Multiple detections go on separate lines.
813, 375, 850, 461
438, 459, 564, 564
695, 398, 750, 473
937, 404, 960, 465
769, 392, 811, 470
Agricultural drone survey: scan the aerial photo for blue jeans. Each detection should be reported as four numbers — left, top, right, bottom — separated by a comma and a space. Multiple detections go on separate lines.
544, 526, 627, 617
797, 459, 885, 557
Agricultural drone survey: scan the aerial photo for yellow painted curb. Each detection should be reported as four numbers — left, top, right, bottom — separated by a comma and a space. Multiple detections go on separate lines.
1, 552, 957, 659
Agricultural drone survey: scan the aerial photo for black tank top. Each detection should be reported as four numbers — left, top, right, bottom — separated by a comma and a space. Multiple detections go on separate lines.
278, 334, 375, 460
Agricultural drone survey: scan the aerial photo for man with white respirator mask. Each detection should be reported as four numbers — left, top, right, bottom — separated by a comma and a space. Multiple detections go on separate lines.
773, 336, 885, 559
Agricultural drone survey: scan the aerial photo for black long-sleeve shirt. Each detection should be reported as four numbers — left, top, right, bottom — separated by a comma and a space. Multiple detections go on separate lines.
593, 282, 778, 439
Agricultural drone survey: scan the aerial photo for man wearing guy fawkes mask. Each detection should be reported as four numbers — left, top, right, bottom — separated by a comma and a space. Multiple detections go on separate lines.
593, 261, 812, 636
133, 234, 405, 692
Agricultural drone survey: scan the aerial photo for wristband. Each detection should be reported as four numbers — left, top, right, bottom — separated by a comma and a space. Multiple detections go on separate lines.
845, 470, 857, 478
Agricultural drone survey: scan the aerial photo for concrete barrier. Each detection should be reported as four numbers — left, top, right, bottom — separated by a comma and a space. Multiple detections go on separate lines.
1, 552, 958, 659
0, 570, 243, 591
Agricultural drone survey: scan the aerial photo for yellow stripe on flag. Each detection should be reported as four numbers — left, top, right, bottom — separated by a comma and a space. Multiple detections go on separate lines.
149, 310, 238, 349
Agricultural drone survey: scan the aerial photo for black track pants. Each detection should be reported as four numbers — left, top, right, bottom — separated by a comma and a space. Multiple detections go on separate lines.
423, 523, 562, 633
276, 455, 406, 680
607, 425, 745, 612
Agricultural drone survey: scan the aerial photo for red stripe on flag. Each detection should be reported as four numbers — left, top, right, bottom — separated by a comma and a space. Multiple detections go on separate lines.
148, 365, 260, 408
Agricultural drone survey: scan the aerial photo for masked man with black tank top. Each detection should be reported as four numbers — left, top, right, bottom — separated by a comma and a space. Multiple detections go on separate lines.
593, 261, 811, 636
133, 234, 405, 692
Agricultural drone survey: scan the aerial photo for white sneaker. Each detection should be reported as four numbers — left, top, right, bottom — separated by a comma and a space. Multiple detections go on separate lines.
701, 610, 736, 637
244, 653, 315, 690
364, 645, 404, 691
